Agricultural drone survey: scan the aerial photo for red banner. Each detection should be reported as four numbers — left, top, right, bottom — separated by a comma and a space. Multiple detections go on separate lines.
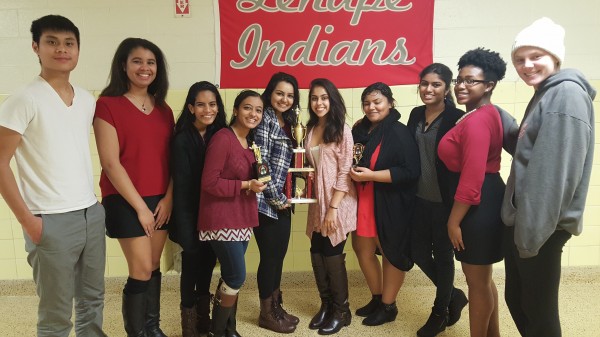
217, 0, 434, 89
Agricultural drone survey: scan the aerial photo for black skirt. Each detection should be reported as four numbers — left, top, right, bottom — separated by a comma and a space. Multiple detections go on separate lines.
103, 194, 170, 238
448, 172, 505, 265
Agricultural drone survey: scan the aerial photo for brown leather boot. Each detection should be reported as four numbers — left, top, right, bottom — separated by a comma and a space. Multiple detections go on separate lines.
273, 289, 300, 325
181, 305, 198, 337
309, 253, 332, 330
318, 254, 351, 335
258, 295, 296, 333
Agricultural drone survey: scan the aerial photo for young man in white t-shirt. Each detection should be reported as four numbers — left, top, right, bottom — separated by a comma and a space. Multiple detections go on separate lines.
0, 15, 107, 337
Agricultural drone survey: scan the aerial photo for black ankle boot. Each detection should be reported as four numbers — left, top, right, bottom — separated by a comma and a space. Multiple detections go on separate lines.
355, 294, 382, 317
417, 307, 448, 337
362, 301, 398, 326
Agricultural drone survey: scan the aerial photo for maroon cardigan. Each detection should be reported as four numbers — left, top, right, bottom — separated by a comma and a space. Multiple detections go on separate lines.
197, 128, 259, 231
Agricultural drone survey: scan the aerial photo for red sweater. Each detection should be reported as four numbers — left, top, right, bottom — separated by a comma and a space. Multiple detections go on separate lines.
197, 128, 259, 231
438, 104, 503, 205
95, 96, 174, 198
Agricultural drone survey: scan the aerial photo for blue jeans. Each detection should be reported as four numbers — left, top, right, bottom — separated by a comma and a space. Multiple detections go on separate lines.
210, 240, 249, 289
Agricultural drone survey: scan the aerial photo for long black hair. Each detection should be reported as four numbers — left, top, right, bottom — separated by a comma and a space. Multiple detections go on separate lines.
100, 37, 169, 106
174, 81, 226, 142
261, 72, 299, 125
306, 78, 346, 144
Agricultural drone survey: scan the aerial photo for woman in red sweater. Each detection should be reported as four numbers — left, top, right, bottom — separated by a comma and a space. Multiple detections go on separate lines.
198, 90, 267, 337
438, 48, 507, 337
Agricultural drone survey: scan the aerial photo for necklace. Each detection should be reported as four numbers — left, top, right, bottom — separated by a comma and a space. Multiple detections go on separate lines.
455, 104, 487, 125
126, 93, 148, 112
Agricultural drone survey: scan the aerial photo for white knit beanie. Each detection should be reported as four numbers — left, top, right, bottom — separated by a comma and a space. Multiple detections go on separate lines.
512, 17, 565, 65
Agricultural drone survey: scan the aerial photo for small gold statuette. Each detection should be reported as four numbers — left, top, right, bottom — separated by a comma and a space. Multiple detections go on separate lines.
292, 107, 307, 148
353, 143, 365, 167
251, 142, 271, 183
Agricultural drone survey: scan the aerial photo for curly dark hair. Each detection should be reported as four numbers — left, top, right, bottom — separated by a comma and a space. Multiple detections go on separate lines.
457, 47, 507, 82
306, 78, 346, 144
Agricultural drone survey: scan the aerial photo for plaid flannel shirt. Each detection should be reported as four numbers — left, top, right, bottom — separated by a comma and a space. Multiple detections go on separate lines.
254, 107, 293, 219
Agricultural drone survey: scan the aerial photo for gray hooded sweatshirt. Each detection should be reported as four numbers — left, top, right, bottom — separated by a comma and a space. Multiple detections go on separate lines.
501, 69, 596, 258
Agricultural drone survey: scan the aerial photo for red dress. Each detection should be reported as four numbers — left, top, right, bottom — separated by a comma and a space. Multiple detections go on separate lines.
356, 143, 381, 237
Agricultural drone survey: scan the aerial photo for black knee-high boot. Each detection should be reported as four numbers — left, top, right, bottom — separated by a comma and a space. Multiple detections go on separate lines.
123, 289, 148, 337
145, 271, 167, 337
210, 280, 239, 337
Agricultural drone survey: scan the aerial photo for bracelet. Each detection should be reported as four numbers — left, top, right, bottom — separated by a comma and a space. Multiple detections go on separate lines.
329, 205, 338, 209
247, 181, 252, 191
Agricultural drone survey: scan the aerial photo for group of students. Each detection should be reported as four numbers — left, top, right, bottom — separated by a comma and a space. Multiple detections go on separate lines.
0, 14, 595, 337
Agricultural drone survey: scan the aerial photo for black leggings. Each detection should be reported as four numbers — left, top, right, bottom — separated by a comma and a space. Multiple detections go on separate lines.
254, 211, 292, 299
504, 226, 571, 337
180, 240, 217, 307
310, 232, 346, 257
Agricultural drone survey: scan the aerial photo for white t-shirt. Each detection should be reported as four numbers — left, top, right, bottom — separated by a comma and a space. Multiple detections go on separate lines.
0, 76, 98, 214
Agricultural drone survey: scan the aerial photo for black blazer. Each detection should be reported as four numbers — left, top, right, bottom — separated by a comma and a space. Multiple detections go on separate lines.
169, 128, 205, 251
407, 104, 464, 207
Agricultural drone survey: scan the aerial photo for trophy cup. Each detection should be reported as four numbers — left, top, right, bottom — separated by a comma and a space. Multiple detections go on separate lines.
285, 108, 317, 203
251, 142, 271, 183
353, 143, 365, 167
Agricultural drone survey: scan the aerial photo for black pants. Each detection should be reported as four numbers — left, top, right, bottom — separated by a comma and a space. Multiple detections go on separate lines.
504, 226, 571, 337
254, 211, 292, 299
411, 197, 455, 312
180, 240, 217, 307
310, 232, 346, 256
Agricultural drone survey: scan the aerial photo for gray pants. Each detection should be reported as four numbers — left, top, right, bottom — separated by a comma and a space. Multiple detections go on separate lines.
24, 202, 107, 337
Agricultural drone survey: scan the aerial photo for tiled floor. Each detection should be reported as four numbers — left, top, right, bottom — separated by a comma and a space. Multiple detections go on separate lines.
1, 267, 599, 336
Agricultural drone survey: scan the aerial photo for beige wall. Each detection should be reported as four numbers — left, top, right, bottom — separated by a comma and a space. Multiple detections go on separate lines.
0, 0, 599, 279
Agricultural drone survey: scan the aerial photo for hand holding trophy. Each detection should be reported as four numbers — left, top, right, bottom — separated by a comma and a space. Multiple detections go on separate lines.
251, 142, 271, 183
353, 143, 365, 167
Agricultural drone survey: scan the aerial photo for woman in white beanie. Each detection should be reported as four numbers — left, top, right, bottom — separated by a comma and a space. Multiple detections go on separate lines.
502, 17, 596, 337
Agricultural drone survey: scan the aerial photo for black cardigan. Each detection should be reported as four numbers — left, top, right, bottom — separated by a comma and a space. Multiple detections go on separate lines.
366, 121, 421, 271
407, 104, 464, 207
168, 128, 206, 251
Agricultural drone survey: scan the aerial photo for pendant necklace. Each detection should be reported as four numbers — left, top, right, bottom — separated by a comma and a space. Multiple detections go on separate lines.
126, 93, 148, 112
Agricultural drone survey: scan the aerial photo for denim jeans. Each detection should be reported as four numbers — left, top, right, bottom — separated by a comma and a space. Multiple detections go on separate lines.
210, 240, 249, 289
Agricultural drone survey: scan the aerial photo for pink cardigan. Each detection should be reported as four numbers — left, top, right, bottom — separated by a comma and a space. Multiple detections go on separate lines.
305, 124, 357, 246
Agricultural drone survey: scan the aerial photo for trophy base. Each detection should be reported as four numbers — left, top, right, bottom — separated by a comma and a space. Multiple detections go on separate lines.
289, 197, 318, 204
257, 175, 271, 183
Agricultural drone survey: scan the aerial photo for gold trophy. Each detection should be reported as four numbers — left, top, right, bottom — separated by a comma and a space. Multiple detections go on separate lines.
285, 108, 316, 203
353, 143, 365, 167
251, 142, 271, 183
